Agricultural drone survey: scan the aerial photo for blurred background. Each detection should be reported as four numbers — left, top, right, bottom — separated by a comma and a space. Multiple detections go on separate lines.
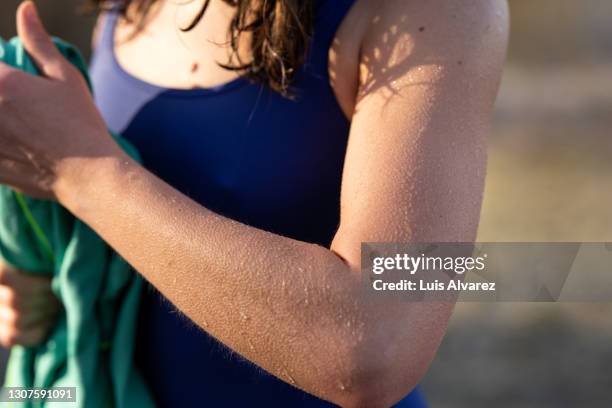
433, 1, 612, 406
1, 0, 611, 406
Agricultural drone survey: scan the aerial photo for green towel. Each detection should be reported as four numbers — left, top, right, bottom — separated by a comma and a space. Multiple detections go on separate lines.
0, 37, 155, 408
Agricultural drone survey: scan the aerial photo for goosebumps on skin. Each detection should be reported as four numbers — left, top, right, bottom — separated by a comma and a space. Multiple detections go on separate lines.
66, 1, 509, 406
0, 0, 509, 407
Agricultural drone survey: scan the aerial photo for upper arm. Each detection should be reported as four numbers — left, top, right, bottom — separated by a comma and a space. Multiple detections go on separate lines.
327, 2, 508, 404
332, 0, 509, 262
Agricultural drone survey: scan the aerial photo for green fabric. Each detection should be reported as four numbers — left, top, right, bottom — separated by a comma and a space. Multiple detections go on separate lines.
0, 37, 155, 408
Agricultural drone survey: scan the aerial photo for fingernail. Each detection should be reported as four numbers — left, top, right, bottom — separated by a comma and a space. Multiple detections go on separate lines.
23, 2, 39, 24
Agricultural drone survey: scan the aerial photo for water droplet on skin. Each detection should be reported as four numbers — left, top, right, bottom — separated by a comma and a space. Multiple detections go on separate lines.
283, 369, 297, 385
240, 311, 250, 322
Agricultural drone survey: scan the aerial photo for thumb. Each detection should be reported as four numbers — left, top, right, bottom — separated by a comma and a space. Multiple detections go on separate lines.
16, 1, 66, 79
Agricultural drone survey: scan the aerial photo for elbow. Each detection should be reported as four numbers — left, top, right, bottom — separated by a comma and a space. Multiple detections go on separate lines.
325, 340, 430, 408
330, 365, 424, 408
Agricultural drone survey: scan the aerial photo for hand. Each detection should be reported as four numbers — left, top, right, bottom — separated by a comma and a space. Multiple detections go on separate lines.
0, 259, 60, 347
0, 1, 126, 200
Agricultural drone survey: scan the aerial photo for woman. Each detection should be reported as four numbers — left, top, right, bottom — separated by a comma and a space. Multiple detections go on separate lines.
0, 0, 508, 406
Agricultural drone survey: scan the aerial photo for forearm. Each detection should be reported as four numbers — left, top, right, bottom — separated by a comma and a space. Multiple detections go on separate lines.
0, 0, 506, 405
55, 153, 390, 405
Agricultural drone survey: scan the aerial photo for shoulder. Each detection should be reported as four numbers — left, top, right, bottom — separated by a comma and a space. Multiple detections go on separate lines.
359, 0, 510, 73
361, 0, 509, 45
330, 0, 509, 115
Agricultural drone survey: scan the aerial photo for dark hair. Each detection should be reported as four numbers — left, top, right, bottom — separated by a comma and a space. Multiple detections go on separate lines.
91, 0, 314, 95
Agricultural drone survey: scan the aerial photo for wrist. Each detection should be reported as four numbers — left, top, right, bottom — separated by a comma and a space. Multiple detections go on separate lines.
53, 144, 136, 216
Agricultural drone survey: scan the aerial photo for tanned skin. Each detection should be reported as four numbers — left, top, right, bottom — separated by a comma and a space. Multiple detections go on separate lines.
0, 1, 508, 406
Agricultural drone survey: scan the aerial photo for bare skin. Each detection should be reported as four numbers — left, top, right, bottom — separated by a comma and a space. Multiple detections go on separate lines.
0, 1, 508, 406
0, 260, 59, 347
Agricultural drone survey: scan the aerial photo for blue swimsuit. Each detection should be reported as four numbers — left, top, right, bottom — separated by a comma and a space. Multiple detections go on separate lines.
90, 0, 428, 406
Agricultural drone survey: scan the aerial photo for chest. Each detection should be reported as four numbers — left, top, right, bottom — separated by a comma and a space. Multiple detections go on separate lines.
113, 0, 364, 117
91, 0, 363, 241
92, 58, 349, 243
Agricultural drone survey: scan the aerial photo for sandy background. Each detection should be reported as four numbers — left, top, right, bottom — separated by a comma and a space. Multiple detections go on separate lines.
1, 1, 611, 406
425, 1, 612, 406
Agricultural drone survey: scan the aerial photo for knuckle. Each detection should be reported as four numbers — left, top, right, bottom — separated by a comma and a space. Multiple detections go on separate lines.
0, 321, 48, 347
0, 275, 16, 291
0, 290, 20, 309
0, 70, 20, 98
64, 69, 88, 91
4, 309, 22, 328
64, 61, 80, 76
0, 328, 18, 347
0, 303, 29, 330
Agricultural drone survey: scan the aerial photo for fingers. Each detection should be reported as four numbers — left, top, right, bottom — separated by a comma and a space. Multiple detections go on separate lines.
0, 260, 59, 347
0, 293, 57, 329
16, 1, 67, 80
0, 261, 51, 293
0, 317, 51, 347
0, 279, 56, 310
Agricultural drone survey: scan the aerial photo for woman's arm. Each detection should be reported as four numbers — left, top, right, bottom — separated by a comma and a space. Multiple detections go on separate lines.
0, 1, 508, 406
